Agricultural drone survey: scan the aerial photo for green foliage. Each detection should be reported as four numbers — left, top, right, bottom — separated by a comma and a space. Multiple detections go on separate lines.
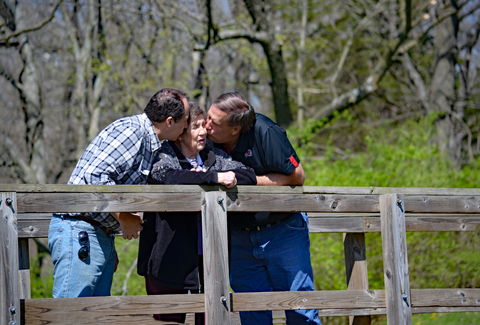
30, 254, 54, 299
296, 113, 480, 188
297, 114, 480, 324
411, 312, 480, 325
111, 238, 146, 296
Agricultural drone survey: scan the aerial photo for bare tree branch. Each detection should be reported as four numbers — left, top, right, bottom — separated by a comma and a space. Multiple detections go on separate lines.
121, 257, 138, 296
0, 0, 63, 43
0, 0, 15, 31
0, 65, 22, 92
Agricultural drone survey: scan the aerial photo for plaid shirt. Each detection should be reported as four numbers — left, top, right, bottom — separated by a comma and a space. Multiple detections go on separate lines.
67, 113, 162, 231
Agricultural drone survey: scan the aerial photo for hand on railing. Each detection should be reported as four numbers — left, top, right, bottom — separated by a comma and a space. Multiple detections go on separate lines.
217, 171, 237, 188
112, 212, 144, 240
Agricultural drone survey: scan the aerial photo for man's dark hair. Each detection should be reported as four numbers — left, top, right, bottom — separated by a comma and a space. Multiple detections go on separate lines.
144, 88, 189, 123
212, 93, 256, 133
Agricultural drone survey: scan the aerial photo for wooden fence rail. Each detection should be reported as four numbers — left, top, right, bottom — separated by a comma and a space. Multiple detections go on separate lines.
1, 185, 480, 325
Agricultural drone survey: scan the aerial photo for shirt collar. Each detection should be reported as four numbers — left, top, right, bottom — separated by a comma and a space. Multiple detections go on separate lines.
228, 132, 251, 155
141, 113, 162, 152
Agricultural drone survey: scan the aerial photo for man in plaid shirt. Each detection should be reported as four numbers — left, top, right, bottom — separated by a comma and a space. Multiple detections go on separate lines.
49, 88, 189, 298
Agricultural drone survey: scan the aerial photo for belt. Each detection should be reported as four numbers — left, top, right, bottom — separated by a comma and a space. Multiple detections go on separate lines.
60, 215, 115, 235
243, 221, 281, 232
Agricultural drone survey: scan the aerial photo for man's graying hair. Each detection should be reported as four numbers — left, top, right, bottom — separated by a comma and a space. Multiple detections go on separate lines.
212, 93, 256, 133
144, 88, 189, 123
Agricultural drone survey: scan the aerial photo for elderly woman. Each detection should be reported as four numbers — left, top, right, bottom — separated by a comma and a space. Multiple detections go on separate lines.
137, 103, 256, 324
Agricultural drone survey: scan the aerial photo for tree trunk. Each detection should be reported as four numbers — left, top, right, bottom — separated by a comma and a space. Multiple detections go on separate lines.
8, 3, 47, 183
429, 1, 460, 160
242, 0, 292, 127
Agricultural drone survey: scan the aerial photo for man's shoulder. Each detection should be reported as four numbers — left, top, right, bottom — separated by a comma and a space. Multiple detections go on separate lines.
253, 113, 284, 134
101, 114, 149, 137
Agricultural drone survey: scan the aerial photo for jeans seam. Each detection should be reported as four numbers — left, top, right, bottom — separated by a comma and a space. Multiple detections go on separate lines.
63, 222, 74, 298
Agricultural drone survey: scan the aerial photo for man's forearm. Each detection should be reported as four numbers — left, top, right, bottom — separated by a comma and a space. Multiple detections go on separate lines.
256, 164, 305, 186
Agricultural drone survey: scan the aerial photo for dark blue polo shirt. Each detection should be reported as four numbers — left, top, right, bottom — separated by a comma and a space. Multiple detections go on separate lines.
215, 113, 301, 230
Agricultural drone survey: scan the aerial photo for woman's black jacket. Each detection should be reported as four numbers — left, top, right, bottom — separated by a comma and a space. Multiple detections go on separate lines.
137, 140, 256, 290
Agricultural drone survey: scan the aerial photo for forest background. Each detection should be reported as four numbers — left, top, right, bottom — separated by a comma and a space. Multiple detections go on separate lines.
1, 0, 479, 324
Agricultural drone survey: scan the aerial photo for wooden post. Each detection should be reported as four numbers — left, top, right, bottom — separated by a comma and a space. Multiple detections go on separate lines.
344, 233, 371, 325
201, 191, 239, 325
18, 239, 31, 300
380, 194, 412, 325
1, 192, 21, 325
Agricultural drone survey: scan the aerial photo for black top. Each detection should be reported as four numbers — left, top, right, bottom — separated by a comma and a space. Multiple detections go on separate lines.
137, 141, 256, 290
215, 113, 302, 230
219, 114, 300, 176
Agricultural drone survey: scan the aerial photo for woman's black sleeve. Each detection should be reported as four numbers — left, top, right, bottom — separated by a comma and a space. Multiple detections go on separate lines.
150, 168, 218, 185
231, 169, 257, 185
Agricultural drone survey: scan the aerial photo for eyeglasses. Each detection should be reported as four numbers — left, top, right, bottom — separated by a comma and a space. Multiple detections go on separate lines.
78, 231, 89, 261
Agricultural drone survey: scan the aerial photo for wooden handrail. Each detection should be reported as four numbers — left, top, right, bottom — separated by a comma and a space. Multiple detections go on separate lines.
2, 185, 480, 325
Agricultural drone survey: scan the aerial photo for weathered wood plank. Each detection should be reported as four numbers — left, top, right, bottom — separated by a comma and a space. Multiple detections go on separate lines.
1, 184, 302, 194
380, 194, 412, 325
344, 233, 371, 325
361, 215, 480, 233
373, 187, 480, 196
201, 192, 239, 324
22, 288, 480, 323
16, 193, 203, 213
4, 184, 480, 196
309, 217, 365, 233
231, 290, 386, 311
304, 186, 480, 196
1, 192, 21, 325
15, 215, 480, 238
404, 196, 480, 214
227, 194, 380, 212
18, 238, 31, 300
411, 289, 480, 307
17, 218, 51, 238
24, 294, 205, 324
231, 289, 480, 312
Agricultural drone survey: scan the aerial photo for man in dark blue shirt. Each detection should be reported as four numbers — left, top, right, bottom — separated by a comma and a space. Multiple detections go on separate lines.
206, 93, 321, 325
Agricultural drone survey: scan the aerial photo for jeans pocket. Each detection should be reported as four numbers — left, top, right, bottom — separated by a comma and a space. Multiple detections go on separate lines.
282, 213, 307, 231
48, 226, 64, 265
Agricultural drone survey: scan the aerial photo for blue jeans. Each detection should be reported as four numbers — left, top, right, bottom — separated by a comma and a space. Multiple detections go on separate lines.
230, 212, 321, 324
48, 215, 116, 297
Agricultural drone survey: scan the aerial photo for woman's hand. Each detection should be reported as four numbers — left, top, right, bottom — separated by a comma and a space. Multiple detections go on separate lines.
217, 171, 238, 188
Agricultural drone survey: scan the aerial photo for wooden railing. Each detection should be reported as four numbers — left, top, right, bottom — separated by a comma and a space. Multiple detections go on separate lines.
1, 185, 480, 325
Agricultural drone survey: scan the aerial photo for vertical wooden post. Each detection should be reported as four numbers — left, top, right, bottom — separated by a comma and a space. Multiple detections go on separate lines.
18, 239, 31, 300
344, 233, 371, 325
1, 192, 21, 325
201, 191, 239, 325
380, 194, 412, 325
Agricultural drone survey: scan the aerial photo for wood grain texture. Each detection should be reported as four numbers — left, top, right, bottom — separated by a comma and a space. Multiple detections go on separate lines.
21, 288, 480, 323
16, 193, 203, 213
24, 294, 205, 324
404, 196, 480, 213
410, 288, 480, 307
201, 192, 239, 325
15, 214, 480, 238
231, 290, 386, 311
1, 192, 21, 325
344, 233, 371, 325
18, 238, 31, 300
227, 194, 379, 212
380, 194, 412, 325
4, 184, 480, 196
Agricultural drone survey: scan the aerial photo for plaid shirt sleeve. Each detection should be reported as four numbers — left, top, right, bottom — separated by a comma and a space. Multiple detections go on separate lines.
69, 120, 144, 186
